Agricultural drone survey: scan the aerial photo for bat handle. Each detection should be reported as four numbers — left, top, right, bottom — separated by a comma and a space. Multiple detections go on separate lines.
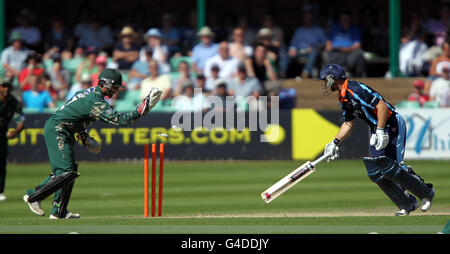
311, 152, 332, 167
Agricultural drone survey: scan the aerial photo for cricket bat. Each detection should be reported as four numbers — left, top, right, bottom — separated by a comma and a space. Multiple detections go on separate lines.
261, 152, 331, 203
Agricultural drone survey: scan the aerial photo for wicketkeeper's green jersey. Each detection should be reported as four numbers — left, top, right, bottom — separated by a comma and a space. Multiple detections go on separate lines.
52, 86, 140, 135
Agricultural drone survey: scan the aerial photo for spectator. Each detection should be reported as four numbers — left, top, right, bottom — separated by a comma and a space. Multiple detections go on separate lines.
72, 46, 86, 60
244, 44, 277, 88
74, 47, 98, 84
204, 41, 240, 82
113, 26, 140, 71
88, 54, 123, 106
44, 17, 73, 53
181, 11, 198, 55
46, 56, 70, 101
205, 64, 221, 91
429, 66, 450, 107
209, 79, 234, 112
10, 9, 42, 51
139, 60, 172, 101
18, 52, 45, 91
172, 80, 207, 112
160, 13, 181, 56
229, 63, 262, 98
358, 7, 376, 53
287, 11, 327, 78
325, 12, 366, 77
209, 12, 234, 43
235, 16, 256, 46
1, 32, 30, 78
139, 28, 170, 73
425, 35, 450, 93
407, 79, 430, 106
73, 8, 91, 42
399, 26, 429, 76
255, 28, 280, 69
90, 54, 108, 87
128, 48, 152, 90
369, 12, 389, 57
427, 5, 449, 47
66, 73, 92, 100
22, 74, 55, 112
260, 14, 285, 51
195, 74, 212, 96
172, 61, 195, 96
77, 15, 114, 52
191, 27, 219, 75
229, 27, 253, 61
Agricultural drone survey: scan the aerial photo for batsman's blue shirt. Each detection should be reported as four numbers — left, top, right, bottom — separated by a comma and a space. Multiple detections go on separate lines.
338, 79, 406, 161
338, 79, 396, 132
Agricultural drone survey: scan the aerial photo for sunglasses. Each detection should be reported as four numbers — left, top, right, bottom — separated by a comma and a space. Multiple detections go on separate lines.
1, 83, 12, 88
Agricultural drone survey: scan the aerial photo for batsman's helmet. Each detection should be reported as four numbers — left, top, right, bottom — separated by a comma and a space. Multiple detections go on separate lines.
318, 64, 347, 96
319, 63, 347, 80
98, 68, 123, 96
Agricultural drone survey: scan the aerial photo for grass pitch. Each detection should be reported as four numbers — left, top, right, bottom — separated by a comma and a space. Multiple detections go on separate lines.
0, 159, 449, 234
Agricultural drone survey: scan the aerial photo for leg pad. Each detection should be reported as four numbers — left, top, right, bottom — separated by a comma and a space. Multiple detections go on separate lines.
28, 171, 79, 203
363, 157, 416, 210
373, 156, 434, 200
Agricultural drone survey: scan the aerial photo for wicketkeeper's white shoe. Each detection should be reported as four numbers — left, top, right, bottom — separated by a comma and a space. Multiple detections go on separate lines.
49, 211, 81, 219
0, 193, 6, 201
23, 194, 45, 216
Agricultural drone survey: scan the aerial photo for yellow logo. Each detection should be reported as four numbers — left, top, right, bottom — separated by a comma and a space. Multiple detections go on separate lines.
292, 109, 339, 159
263, 124, 286, 145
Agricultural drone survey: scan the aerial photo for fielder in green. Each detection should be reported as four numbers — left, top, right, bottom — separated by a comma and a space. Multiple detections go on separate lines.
23, 68, 162, 219
0, 78, 25, 202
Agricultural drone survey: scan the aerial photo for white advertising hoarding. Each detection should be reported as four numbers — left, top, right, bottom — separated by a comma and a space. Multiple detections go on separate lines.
398, 108, 450, 160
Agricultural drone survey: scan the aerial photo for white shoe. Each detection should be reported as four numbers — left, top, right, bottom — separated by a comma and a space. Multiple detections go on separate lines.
23, 194, 45, 216
421, 198, 433, 212
49, 211, 81, 219
0, 193, 6, 201
395, 200, 420, 216
395, 209, 410, 216
421, 185, 434, 212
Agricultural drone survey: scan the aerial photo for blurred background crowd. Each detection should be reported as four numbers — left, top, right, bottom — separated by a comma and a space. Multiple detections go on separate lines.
1, 0, 449, 113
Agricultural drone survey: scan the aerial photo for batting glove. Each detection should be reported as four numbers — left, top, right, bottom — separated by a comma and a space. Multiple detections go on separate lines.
137, 88, 162, 116
373, 127, 389, 151
324, 138, 340, 162
78, 131, 102, 154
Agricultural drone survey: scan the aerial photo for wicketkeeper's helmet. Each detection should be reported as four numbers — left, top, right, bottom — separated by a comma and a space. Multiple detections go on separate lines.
98, 68, 123, 96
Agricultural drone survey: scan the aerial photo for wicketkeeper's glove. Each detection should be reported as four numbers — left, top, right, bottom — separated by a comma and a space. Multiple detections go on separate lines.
78, 131, 102, 154
137, 88, 163, 116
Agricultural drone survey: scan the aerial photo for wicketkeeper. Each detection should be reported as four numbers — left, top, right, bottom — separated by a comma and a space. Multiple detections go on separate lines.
23, 68, 162, 219
319, 64, 435, 216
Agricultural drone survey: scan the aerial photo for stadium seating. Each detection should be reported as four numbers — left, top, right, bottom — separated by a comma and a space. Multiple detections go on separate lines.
63, 58, 83, 73
422, 100, 440, 108
22, 108, 40, 114
170, 56, 192, 70
395, 100, 421, 109
283, 78, 418, 109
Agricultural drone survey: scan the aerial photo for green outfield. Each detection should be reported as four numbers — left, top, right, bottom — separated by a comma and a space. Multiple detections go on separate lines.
0, 159, 449, 234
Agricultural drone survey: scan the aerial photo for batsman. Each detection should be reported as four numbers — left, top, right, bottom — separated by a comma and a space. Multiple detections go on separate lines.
319, 64, 435, 216
23, 68, 162, 219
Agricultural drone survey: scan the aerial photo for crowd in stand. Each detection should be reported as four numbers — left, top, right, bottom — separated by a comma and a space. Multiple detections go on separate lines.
1, 5, 449, 112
